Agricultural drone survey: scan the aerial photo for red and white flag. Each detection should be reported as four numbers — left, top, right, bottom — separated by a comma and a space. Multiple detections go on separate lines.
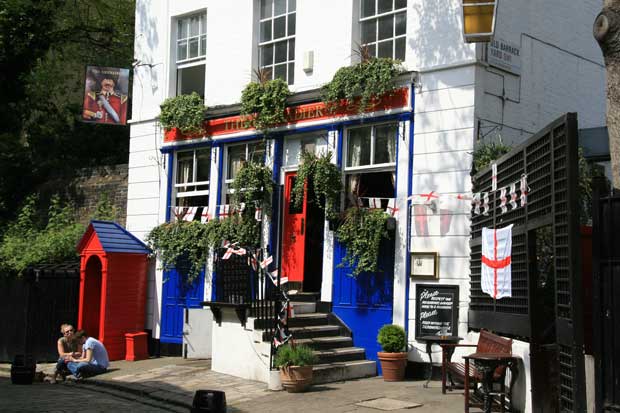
509, 183, 518, 210
255, 207, 262, 222
182, 207, 197, 222
412, 204, 452, 236
482, 192, 490, 216
260, 255, 273, 269
481, 225, 513, 299
499, 187, 508, 214
472, 193, 481, 215
386, 198, 398, 216
200, 210, 210, 224
219, 204, 230, 218
520, 175, 528, 207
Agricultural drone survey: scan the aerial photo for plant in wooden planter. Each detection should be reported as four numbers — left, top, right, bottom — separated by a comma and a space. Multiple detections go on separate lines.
159, 92, 206, 135
335, 207, 391, 276
377, 324, 407, 381
292, 151, 342, 220
240, 76, 290, 134
321, 57, 403, 114
274, 343, 317, 393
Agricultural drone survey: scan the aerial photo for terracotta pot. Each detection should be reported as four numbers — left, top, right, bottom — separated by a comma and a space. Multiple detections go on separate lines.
377, 352, 407, 381
279, 365, 313, 393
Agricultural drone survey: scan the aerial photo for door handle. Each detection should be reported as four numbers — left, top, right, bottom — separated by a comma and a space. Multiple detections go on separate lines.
301, 218, 305, 235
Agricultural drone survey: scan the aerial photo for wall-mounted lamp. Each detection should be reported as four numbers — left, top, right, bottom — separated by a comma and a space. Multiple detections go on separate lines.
462, 0, 498, 43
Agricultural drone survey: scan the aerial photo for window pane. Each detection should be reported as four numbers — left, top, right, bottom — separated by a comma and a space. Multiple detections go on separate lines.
189, 38, 199, 58
200, 14, 206, 35
361, 0, 375, 18
200, 35, 207, 56
178, 20, 187, 40
395, 37, 406, 61
177, 64, 205, 97
177, 41, 187, 61
261, 44, 274, 66
261, 0, 273, 18
274, 0, 286, 15
274, 16, 286, 39
378, 40, 393, 58
345, 171, 395, 208
275, 41, 287, 63
374, 124, 397, 164
367, 43, 377, 58
249, 143, 266, 163
190, 16, 200, 36
288, 38, 295, 60
395, 12, 406, 36
288, 0, 296, 12
395, 0, 407, 9
177, 152, 194, 184
227, 145, 246, 180
378, 15, 394, 40
347, 128, 371, 167
196, 149, 211, 182
361, 20, 376, 44
288, 62, 294, 84
260, 20, 272, 42
288, 13, 296, 36
377, 0, 393, 14
274, 63, 287, 81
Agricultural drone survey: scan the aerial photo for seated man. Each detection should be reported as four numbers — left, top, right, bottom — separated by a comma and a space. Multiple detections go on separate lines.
50, 324, 81, 383
66, 330, 109, 379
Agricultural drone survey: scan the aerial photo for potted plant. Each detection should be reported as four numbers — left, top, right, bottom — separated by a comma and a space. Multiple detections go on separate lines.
377, 324, 407, 381
240, 75, 290, 134
159, 92, 207, 138
274, 343, 317, 393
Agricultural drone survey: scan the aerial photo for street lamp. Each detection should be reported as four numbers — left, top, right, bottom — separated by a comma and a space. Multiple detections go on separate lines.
462, 0, 498, 43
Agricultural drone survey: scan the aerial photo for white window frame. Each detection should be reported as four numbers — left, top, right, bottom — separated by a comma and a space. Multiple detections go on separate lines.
258, 0, 296, 84
359, 0, 407, 60
343, 123, 398, 173
174, 11, 207, 97
224, 141, 267, 196
174, 148, 211, 202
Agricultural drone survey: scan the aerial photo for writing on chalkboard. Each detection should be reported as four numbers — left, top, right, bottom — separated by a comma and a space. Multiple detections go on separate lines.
415, 284, 459, 339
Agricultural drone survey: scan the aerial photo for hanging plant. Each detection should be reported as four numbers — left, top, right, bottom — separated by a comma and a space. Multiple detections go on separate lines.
321, 57, 403, 114
231, 161, 273, 215
240, 77, 291, 133
203, 214, 262, 249
292, 151, 342, 220
472, 140, 512, 174
335, 207, 390, 276
159, 92, 207, 134
146, 220, 211, 281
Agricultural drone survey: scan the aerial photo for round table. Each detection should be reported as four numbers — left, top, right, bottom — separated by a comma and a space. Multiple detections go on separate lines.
463, 352, 519, 413
418, 335, 462, 388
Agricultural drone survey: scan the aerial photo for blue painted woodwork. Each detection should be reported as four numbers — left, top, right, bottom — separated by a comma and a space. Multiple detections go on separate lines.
77, 220, 151, 254
160, 268, 205, 344
332, 238, 395, 375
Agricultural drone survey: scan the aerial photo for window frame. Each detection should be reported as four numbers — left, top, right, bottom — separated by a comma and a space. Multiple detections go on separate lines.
258, 0, 296, 84
359, 0, 407, 60
175, 12, 207, 65
174, 147, 211, 202
223, 141, 267, 198
343, 122, 398, 173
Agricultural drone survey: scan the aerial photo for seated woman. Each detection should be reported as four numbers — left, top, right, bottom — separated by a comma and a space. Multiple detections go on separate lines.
50, 324, 81, 383
65, 330, 109, 379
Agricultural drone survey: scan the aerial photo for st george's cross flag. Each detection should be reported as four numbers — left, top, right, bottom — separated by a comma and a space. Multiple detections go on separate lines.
481, 224, 513, 299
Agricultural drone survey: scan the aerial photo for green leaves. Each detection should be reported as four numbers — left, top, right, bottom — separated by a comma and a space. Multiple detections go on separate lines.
274, 344, 317, 368
159, 92, 207, 134
292, 151, 342, 220
240, 79, 291, 133
377, 324, 406, 353
472, 140, 512, 173
335, 207, 390, 276
322, 58, 403, 114
231, 161, 273, 216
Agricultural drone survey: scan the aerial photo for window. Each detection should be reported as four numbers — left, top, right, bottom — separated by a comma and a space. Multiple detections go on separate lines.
224, 141, 266, 202
344, 123, 397, 208
174, 148, 211, 212
176, 12, 207, 96
360, 0, 407, 61
258, 0, 296, 84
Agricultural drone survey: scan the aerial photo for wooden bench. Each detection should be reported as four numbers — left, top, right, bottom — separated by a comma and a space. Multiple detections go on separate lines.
441, 330, 513, 412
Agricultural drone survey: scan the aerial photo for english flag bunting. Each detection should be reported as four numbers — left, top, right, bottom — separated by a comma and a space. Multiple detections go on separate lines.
481, 225, 513, 300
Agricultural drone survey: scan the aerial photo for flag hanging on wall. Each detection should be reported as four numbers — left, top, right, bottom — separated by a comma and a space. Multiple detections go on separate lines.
481, 224, 513, 299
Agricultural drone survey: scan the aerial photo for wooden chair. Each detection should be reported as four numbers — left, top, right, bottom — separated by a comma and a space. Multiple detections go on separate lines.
441, 330, 513, 412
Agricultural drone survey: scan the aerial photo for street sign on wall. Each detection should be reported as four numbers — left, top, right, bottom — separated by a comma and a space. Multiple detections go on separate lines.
487, 38, 521, 76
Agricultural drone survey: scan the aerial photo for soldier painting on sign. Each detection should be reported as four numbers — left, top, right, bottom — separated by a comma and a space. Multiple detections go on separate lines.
82, 66, 129, 125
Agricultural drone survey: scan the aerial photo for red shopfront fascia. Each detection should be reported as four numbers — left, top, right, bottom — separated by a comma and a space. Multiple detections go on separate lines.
164, 87, 410, 143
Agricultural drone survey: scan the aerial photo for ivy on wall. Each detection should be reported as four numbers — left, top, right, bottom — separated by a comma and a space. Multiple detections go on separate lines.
292, 151, 342, 220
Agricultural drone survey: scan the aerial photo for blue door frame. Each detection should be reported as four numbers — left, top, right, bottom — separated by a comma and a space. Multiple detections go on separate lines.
332, 239, 395, 374
160, 268, 205, 344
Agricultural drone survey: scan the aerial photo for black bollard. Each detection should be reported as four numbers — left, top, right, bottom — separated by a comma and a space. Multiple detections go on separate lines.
11, 354, 36, 385
190, 390, 227, 413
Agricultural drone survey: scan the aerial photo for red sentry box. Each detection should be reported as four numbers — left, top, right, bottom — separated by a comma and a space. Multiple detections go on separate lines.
125, 332, 149, 361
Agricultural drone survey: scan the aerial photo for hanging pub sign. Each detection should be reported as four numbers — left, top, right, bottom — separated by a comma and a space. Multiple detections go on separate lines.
82, 66, 129, 125
415, 284, 459, 339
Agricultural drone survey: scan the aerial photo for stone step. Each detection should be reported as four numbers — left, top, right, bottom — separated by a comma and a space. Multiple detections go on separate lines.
295, 336, 353, 350
289, 301, 316, 314
287, 312, 329, 328
286, 292, 320, 303
312, 360, 377, 385
313, 346, 367, 364
287, 325, 343, 340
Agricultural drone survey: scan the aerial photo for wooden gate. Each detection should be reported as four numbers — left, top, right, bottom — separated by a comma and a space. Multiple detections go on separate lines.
469, 113, 585, 412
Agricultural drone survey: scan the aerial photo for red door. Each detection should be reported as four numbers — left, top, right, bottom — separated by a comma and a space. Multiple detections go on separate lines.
282, 172, 307, 282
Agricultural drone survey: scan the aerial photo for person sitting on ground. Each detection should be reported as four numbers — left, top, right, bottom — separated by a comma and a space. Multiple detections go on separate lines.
65, 330, 109, 380
49, 324, 81, 383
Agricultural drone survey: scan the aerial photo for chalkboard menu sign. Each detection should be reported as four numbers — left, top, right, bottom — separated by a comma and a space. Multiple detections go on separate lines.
415, 284, 459, 339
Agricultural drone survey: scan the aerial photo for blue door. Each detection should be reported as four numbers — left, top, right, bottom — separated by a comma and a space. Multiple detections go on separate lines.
160, 268, 205, 344
332, 239, 394, 374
